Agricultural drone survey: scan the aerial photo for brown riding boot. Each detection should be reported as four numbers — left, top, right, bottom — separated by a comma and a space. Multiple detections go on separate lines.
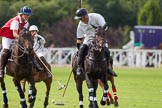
33, 58, 44, 72
0, 49, 10, 78
40, 56, 50, 71
30, 53, 44, 72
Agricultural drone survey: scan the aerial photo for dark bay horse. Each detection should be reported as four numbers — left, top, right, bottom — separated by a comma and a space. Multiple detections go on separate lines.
21, 55, 53, 108
72, 25, 109, 108
0, 28, 37, 108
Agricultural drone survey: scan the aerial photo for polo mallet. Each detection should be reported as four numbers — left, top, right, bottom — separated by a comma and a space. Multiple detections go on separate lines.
33, 51, 65, 90
55, 70, 73, 106
80, 0, 82, 8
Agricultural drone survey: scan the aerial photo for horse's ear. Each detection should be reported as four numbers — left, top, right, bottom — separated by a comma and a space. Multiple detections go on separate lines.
103, 23, 109, 31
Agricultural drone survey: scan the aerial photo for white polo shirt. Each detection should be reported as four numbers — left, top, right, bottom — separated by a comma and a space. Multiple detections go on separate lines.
33, 34, 46, 57
76, 13, 106, 45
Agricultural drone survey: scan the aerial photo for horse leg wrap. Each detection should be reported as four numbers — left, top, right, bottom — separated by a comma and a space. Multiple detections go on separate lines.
89, 88, 94, 101
112, 88, 118, 101
2, 90, 8, 105
28, 95, 36, 103
20, 100, 27, 108
1, 83, 8, 105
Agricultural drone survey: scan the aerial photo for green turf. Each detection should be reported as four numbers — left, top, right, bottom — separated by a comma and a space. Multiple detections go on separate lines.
0, 66, 162, 108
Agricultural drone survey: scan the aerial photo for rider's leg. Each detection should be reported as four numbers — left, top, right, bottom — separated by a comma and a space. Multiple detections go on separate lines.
105, 47, 118, 76
40, 56, 51, 71
31, 54, 43, 72
77, 44, 88, 76
0, 37, 13, 79
0, 49, 10, 79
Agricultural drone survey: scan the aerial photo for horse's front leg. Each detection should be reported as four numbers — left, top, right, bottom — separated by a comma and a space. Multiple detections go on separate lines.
92, 80, 99, 108
21, 79, 27, 92
75, 79, 84, 108
100, 75, 109, 106
0, 78, 8, 108
85, 73, 94, 108
13, 78, 27, 108
28, 78, 37, 108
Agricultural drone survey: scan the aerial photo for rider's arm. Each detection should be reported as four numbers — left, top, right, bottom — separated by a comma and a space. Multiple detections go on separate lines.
76, 38, 83, 50
10, 20, 19, 39
76, 22, 84, 50
12, 30, 19, 39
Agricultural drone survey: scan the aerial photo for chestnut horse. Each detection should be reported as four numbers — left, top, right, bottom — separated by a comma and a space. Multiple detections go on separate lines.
21, 55, 53, 108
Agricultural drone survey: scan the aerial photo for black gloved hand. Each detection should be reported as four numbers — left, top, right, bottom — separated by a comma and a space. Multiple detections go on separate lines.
76, 43, 81, 50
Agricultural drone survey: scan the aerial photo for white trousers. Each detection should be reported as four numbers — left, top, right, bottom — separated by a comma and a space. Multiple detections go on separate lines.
2, 37, 17, 50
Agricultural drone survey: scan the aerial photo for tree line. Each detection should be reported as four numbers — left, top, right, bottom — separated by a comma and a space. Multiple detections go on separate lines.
0, 0, 162, 48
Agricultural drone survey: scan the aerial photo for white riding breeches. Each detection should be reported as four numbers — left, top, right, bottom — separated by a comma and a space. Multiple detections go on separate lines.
2, 37, 17, 50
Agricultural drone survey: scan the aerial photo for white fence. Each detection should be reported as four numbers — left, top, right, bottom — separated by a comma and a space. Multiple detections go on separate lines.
44, 48, 162, 68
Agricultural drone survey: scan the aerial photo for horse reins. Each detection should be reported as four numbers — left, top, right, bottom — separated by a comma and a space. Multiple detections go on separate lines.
11, 43, 28, 58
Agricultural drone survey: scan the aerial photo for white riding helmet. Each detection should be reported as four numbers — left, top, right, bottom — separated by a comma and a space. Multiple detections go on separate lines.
29, 25, 39, 32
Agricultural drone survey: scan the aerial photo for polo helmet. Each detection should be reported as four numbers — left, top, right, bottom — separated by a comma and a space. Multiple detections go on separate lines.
29, 25, 39, 32
20, 6, 32, 15
74, 8, 87, 19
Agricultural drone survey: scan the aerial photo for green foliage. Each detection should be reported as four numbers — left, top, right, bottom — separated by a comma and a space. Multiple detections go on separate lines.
1, 0, 162, 47
138, 0, 162, 25
0, 1, 12, 26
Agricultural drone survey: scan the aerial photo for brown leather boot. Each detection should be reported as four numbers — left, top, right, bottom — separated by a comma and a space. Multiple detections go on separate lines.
33, 58, 44, 72
40, 56, 51, 72
0, 49, 10, 78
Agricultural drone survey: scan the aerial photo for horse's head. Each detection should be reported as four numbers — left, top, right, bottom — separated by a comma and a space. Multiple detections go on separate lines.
18, 28, 34, 54
91, 24, 108, 51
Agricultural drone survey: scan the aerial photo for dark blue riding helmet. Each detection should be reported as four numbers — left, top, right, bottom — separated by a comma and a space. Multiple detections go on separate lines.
74, 8, 87, 19
20, 6, 32, 15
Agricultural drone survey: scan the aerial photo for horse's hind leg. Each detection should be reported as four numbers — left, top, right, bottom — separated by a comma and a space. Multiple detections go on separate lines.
109, 76, 119, 107
13, 79, 27, 108
0, 78, 8, 108
43, 77, 52, 108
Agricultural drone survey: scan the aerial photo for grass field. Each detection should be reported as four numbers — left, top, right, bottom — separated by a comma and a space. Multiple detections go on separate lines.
0, 66, 162, 108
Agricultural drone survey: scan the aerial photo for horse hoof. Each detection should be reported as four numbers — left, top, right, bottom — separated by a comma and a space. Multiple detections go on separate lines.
106, 98, 111, 106
114, 100, 119, 107
80, 105, 83, 108
110, 97, 114, 104
3, 104, 8, 108
88, 102, 93, 108
100, 100, 106, 106
28, 96, 36, 103
93, 101, 99, 108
